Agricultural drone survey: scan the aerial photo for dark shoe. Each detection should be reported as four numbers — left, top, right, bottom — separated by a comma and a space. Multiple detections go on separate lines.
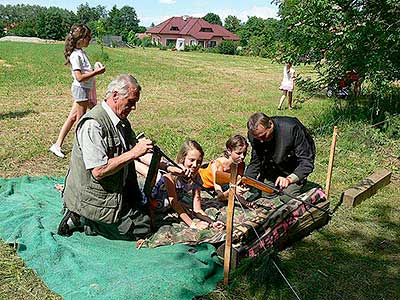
57, 209, 82, 237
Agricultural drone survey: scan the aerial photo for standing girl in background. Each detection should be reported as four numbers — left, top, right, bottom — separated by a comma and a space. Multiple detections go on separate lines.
50, 24, 106, 158
199, 134, 253, 208
278, 62, 295, 110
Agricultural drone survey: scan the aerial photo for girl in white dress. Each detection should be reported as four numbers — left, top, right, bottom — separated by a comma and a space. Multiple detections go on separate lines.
278, 62, 295, 110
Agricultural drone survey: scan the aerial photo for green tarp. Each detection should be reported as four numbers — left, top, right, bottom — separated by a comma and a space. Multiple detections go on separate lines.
0, 176, 223, 300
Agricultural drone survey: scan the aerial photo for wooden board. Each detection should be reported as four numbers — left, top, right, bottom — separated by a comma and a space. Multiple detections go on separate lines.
343, 169, 392, 208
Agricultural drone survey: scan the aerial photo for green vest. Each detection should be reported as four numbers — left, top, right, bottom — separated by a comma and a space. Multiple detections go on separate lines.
63, 104, 145, 224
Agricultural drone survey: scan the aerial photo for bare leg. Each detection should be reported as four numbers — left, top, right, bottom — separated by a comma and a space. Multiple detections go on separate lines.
288, 91, 293, 109
278, 91, 287, 110
134, 158, 162, 181
134, 160, 151, 178
55, 101, 89, 148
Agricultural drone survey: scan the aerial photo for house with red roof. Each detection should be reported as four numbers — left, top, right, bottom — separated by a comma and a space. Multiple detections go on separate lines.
146, 16, 240, 48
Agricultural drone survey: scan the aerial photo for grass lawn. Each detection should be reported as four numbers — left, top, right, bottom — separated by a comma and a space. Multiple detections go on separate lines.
0, 42, 399, 299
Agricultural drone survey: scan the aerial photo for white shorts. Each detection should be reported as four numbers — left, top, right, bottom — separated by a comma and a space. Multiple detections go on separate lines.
71, 85, 90, 102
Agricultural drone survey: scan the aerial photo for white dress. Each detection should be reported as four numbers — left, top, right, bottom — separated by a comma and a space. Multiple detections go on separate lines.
279, 65, 295, 92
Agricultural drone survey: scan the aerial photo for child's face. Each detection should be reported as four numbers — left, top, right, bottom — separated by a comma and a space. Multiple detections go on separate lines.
230, 146, 247, 164
183, 149, 203, 174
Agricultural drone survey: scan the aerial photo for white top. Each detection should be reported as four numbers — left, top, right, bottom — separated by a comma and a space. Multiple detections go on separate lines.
70, 48, 93, 88
279, 65, 295, 91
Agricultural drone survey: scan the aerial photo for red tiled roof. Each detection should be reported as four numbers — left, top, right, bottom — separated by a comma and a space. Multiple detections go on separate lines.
146, 16, 240, 41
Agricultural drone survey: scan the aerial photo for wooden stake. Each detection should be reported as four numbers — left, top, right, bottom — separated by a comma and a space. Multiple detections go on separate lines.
223, 162, 238, 286
325, 126, 338, 200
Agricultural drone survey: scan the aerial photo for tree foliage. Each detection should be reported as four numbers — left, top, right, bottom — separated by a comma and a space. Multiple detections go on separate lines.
76, 3, 107, 24
36, 7, 76, 40
224, 15, 241, 33
273, 0, 400, 91
202, 12, 222, 26
0, 3, 141, 42
106, 5, 140, 41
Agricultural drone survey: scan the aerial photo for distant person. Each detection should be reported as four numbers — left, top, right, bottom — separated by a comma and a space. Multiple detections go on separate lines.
136, 140, 225, 230
245, 112, 315, 203
199, 134, 254, 208
50, 24, 106, 158
278, 62, 295, 110
58, 74, 153, 240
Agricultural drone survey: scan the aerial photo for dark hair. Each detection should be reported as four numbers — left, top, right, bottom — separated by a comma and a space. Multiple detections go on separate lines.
223, 134, 248, 158
64, 24, 91, 65
176, 140, 204, 164
247, 112, 272, 132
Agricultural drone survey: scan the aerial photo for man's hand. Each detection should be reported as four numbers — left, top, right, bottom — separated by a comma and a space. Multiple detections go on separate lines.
131, 138, 153, 158
275, 176, 292, 189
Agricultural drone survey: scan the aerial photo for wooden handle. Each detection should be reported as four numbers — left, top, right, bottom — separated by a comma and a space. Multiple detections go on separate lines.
325, 126, 338, 200
241, 177, 275, 194
223, 163, 238, 286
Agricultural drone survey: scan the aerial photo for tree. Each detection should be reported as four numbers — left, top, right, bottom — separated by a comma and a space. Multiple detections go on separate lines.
36, 7, 76, 40
237, 16, 280, 58
224, 15, 241, 33
202, 12, 222, 26
106, 5, 140, 41
76, 3, 107, 24
273, 0, 400, 98
0, 4, 47, 37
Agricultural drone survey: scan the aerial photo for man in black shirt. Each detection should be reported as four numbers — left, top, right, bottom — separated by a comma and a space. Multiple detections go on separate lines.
245, 112, 315, 202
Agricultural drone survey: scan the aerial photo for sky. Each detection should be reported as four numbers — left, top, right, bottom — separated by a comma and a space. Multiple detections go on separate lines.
0, 0, 279, 27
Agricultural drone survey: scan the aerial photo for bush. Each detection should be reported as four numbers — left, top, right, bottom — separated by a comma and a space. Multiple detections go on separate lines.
216, 40, 238, 55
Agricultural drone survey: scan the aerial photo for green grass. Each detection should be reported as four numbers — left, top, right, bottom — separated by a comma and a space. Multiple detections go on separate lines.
0, 42, 399, 300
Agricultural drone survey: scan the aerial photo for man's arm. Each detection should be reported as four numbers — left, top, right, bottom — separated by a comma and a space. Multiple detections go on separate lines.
77, 119, 153, 181
92, 139, 153, 180
292, 124, 315, 181
244, 134, 262, 179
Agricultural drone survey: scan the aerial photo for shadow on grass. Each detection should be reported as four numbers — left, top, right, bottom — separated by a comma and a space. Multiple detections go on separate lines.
0, 109, 36, 120
219, 200, 399, 300
309, 88, 400, 136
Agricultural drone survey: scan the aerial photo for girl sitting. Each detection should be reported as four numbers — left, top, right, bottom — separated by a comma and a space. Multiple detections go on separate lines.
135, 140, 225, 230
199, 135, 254, 208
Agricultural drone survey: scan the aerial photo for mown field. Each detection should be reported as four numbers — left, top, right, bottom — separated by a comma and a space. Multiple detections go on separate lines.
0, 42, 399, 300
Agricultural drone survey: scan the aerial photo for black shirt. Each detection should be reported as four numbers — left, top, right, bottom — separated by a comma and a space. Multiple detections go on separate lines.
245, 116, 315, 183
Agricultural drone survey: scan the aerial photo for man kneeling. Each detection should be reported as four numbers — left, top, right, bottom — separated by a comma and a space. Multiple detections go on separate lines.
58, 74, 153, 240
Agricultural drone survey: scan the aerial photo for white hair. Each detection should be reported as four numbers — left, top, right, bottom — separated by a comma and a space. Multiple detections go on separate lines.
105, 74, 141, 98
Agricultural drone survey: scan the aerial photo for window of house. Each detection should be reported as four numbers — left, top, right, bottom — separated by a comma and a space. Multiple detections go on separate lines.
199, 27, 213, 32
166, 39, 177, 46
190, 40, 197, 46
170, 26, 179, 31
208, 40, 217, 48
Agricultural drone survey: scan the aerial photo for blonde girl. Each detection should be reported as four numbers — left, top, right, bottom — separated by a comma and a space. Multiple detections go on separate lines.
50, 24, 106, 158
138, 140, 225, 230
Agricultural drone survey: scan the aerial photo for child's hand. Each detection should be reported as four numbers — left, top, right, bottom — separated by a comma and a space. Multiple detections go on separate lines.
193, 221, 209, 230
176, 165, 192, 178
94, 66, 106, 75
236, 185, 249, 196
212, 221, 225, 230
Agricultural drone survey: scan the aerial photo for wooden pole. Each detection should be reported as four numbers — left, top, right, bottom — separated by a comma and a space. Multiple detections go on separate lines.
223, 162, 238, 286
325, 126, 338, 200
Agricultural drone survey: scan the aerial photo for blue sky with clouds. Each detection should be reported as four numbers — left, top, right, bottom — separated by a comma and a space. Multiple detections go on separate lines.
1, 0, 279, 27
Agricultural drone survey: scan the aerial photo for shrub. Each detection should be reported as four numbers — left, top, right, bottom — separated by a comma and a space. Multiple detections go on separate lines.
216, 40, 238, 55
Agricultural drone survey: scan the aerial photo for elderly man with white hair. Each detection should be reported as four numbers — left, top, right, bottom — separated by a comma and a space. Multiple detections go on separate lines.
58, 74, 154, 240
